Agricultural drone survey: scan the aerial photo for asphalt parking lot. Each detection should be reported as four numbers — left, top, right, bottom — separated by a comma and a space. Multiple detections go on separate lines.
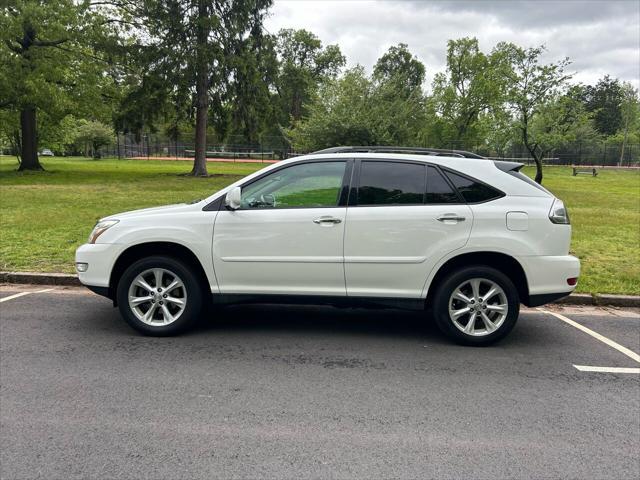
1, 285, 638, 479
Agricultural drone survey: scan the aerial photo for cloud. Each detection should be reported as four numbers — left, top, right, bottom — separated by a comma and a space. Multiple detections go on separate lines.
265, 0, 640, 89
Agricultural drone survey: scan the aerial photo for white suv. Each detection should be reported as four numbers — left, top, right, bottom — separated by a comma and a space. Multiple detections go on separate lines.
75, 147, 580, 345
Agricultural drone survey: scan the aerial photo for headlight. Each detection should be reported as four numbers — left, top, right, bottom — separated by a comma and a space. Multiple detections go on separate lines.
88, 220, 119, 243
548, 199, 570, 224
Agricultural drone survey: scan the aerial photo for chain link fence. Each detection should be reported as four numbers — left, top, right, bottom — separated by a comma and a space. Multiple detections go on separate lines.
100, 134, 296, 162
99, 134, 639, 167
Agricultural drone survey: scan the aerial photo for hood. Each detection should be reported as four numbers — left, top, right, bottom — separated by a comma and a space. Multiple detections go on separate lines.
102, 202, 202, 221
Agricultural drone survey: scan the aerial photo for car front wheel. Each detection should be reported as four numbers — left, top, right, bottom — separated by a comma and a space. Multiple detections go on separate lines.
116, 256, 202, 336
432, 266, 520, 346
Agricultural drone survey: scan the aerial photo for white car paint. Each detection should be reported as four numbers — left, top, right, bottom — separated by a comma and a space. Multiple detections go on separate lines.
213, 207, 347, 295
75, 152, 580, 305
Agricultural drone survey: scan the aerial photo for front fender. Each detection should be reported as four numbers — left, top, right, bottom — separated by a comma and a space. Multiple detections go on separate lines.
99, 212, 218, 292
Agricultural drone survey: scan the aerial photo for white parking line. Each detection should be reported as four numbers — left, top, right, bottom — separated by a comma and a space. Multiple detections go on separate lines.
573, 365, 640, 374
0, 288, 55, 303
539, 308, 640, 365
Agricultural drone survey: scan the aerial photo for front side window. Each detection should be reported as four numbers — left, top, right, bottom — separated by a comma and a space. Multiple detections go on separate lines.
241, 161, 346, 209
357, 161, 426, 205
444, 170, 503, 203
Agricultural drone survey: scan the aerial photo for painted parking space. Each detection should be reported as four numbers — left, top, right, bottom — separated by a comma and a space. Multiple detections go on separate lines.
0, 289, 22, 300
552, 310, 639, 354
0, 287, 54, 303
1, 286, 638, 479
538, 307, 639, 373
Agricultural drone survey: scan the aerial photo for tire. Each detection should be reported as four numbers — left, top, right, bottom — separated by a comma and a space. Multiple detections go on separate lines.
432, 265, 520, 346
116, 256, 203, 336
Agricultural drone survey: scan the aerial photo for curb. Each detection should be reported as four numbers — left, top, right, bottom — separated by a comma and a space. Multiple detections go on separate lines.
0, 271, 81, 287
552, 293, 640, 307
0, 271, 638, 307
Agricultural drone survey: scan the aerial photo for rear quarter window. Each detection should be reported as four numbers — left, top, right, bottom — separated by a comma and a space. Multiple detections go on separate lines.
507, 170, 552, 195
444, 170, 504, 203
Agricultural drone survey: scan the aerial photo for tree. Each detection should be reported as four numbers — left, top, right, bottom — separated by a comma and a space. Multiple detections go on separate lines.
476, 107, 518, 157
501, 44, 571, 183
73, 119, 115, 158
120, 0, 273, 176
285, 67, 376, 151
580, 75, 624, 136
373, 43, 425, 97
619, 82, 639, 164
285, 65, 427, 151
0, 0, 111, 170
227, 27, 278, 144
274, 28, 345, 125
431, 38, 509, 148
530, 93, 597, 162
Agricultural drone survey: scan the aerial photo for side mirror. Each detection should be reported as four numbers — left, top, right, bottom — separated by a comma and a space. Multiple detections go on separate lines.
225, 186, 242, 210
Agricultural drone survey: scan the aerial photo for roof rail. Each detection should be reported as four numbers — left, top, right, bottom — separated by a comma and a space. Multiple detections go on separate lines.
312, 145, 486, 160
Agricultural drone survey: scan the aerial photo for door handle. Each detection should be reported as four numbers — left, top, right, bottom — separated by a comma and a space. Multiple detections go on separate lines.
437, 214, 466, 222
313, 216, 342, 225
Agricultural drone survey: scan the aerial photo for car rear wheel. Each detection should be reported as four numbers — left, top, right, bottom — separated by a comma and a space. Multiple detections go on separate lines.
116, 256, 202, 336
432, 266, 520, 346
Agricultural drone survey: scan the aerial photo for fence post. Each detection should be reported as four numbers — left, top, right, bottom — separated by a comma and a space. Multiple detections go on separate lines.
578, 141, 582, 165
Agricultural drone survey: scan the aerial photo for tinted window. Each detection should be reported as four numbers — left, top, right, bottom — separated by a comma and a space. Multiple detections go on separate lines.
426, 166, 460, 203
358, 161, 425, 205
241, 161, 346, 209
507, 170, 552, 195
444, 170, 503, 203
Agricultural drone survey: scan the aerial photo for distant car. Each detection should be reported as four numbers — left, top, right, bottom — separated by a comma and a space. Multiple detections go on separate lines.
75, 146, 580, 345
40, 149, 54, 156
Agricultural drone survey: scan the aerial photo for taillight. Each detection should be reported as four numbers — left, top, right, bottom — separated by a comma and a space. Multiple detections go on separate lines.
567, 277, 578, 286
549, 198, 570, 224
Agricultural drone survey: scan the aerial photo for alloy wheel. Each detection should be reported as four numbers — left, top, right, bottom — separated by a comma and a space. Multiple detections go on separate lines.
127, 268, 187, 326
448, 277, 508, 336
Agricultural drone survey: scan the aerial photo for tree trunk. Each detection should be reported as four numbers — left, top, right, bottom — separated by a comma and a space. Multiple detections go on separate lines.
192, 75, 208, 176
521, 119, 543, 184
532, 153, 543, 184
525, 144, 544, 184
18, 106, 43, 171
191, 0, 209, 177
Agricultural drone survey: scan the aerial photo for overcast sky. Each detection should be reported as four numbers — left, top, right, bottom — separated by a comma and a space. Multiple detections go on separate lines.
265, 0, 640, 90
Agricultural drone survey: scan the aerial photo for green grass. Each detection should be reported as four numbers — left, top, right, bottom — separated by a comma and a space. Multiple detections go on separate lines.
521, 166, 639, 295
0, 156, 265, 275
0, 156, 638, 294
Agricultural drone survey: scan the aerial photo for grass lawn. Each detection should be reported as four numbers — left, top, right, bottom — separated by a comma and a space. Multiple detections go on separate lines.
1, 156, 638, 295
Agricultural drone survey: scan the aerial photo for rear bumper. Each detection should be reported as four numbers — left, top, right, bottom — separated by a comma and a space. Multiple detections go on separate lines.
517, 254, 580, 304
526, 291, 572, 307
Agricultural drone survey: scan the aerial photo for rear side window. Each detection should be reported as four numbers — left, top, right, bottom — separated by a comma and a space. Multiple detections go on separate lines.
357, 161, 426, 205
426, 166, 460, 203
507, 170, 552, 195
444, 170, 503, 203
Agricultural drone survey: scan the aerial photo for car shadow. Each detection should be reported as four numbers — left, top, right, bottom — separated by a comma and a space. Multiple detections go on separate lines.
192, 303, 449, 344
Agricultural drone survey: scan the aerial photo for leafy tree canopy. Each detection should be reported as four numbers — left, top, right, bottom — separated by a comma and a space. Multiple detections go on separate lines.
373, 43, 425, 96
0, 0, 116, 169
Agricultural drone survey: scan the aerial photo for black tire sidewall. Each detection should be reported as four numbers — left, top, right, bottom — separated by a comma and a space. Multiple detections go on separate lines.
432, 265, 520, 346
116, 256, 203, 336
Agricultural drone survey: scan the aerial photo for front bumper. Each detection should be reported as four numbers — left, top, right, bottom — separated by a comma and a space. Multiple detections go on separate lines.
74, 243, 124, 289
